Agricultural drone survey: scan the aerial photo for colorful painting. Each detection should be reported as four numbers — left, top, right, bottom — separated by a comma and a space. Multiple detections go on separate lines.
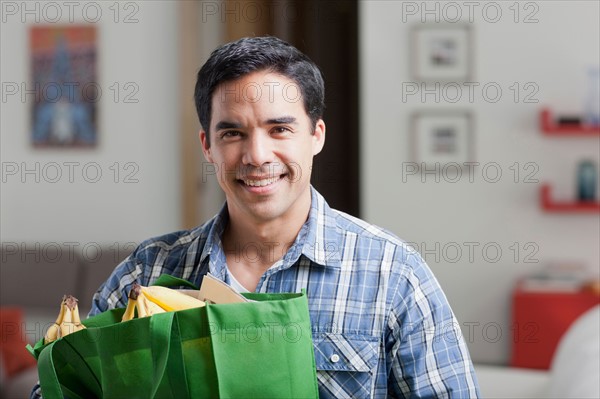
30, 26, 97, 147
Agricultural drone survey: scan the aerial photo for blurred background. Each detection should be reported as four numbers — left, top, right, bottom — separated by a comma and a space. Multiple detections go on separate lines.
1, 1, 599, 398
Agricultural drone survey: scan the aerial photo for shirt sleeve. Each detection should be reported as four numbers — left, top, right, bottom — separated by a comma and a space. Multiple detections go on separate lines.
88, 252, 143, 317
386, 255, 480, 398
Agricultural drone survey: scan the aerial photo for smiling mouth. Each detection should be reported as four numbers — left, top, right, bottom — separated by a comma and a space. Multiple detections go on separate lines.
239, 174, 286, 187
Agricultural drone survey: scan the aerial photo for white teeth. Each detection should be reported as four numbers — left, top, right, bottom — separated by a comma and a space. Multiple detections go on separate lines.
242, 176, 280, 187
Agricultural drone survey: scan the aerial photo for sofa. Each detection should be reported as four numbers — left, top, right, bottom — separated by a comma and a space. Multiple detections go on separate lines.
0, 244, 133, 399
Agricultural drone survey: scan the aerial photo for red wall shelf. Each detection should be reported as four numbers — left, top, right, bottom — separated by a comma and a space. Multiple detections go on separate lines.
540, 109, 600, 136
540, 184, 600, 213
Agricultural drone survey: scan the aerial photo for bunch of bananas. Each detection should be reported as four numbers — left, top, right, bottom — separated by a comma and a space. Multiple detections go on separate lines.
44, 295, 86, 344
121, 283, 206, 321
44, 285, 207, 344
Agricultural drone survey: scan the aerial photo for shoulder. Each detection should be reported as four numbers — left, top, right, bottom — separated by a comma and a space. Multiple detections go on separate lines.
325, 207, 438, 304
134, 227, 203, 254
328, 208, 423, 267
111, 220, 215, 287
132, 228, 202, 259
331, 208, 402, 243
129, 220, 212, 264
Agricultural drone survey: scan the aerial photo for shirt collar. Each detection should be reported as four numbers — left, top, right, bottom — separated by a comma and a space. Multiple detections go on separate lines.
299, 187, 342, 267
198, 202, 229, 280
198, 186, 342, 275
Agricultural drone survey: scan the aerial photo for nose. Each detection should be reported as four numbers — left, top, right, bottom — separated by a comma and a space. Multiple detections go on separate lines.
242, 131, 274, 166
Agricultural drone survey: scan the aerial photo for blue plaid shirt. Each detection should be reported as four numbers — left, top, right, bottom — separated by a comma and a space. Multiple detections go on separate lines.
32, 187, 479, 398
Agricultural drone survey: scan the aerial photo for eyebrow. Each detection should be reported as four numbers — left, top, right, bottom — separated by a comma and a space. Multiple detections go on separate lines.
215, 121, 242, 131
265, 116, 298, 125
214, 116, 298, 131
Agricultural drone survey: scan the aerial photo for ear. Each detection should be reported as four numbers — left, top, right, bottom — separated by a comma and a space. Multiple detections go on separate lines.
312, 119, 326, 156
199, 130, 213, 162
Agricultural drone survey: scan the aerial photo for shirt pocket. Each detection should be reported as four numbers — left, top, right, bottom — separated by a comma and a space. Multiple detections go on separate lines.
313, 333, 380, 399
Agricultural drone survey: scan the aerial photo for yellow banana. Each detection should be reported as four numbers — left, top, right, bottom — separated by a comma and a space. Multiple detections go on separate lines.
135, 292, 150, 317
70, 299, 86, 333
121, 283, 205, 321
122, 283, 167, 320
141, 295, 167, 316
44, 295, 67, 344
58, 295, 86, 338
58, 300, 73, 338
141, 285, 206, 312
121, 284, 140, 321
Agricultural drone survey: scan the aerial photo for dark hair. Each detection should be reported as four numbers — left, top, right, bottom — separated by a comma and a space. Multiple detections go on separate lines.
194, 36, 325, 146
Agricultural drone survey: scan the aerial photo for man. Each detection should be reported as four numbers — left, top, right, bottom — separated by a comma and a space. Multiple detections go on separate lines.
32, 36, 479, 398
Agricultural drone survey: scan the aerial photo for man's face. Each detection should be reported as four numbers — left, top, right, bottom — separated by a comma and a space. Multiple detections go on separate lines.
200, 70, 325, 225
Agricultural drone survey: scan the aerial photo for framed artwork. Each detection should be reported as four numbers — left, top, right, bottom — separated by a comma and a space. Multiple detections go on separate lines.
30, 26, 98, 147
411, 112, 474, 168
411, 24, 472, 82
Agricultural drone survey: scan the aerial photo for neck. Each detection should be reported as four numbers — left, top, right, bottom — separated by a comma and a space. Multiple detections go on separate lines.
223, 223, 295, 265
223, 191, 311, 266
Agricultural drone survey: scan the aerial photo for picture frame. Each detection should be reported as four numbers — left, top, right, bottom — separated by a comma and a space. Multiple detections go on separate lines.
411, 111, 474, 168
411, 24, 472, 82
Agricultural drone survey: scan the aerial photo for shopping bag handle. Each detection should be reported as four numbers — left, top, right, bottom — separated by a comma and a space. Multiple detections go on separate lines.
37, 341, 69, 399
37, 337, 102, 399
152, 274, 199, 290
149, 311, 191, 399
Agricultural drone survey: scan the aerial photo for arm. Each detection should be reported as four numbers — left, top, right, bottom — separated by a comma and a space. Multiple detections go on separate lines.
88, 253, 142, 317
88, 232, 194, 317
386, 256, 480, 398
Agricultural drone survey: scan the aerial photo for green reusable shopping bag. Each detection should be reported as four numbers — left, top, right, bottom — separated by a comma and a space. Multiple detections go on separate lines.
27, 275, 319, 398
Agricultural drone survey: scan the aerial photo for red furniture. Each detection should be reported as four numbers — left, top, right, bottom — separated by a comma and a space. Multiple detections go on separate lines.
510, 283, 600, 369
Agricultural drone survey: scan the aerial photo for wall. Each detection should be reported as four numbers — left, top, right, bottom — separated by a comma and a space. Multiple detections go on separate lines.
1, 2, 181, 246
360, 1, 600, 364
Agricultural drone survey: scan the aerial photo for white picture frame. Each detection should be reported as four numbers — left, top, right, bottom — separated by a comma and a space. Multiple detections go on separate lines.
411, 24, 472, 82
411, 112, 474, 168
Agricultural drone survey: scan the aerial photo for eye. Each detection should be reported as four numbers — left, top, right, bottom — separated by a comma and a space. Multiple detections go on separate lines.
220, 130, 242, 139
271, 126, 292, 135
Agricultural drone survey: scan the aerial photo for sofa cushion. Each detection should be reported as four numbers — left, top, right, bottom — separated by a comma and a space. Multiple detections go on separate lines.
474, 364, 549, 398
1, 244, 79, 308
547, 304, 600, 398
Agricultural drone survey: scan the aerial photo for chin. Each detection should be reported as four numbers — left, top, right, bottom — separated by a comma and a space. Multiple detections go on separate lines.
246, 205, 285, 222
